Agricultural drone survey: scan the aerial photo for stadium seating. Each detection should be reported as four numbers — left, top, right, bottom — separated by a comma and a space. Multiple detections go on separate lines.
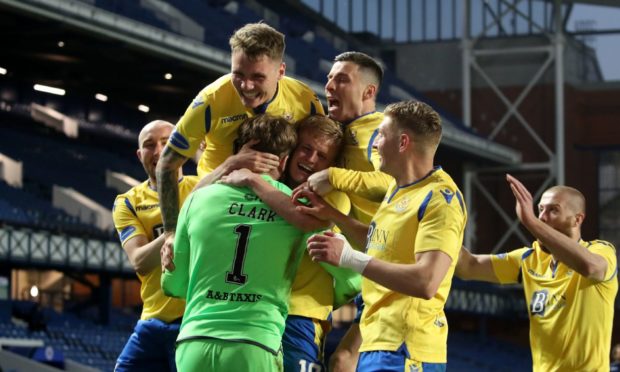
1, 301, 137, 371
0, 104, 146, 237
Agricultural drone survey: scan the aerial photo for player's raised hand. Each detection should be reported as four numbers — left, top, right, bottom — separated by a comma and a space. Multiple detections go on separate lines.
219, 168, 256, 187
506, 174, 537, 227
307, 231, 344, 266
225, 139, 280, 174
292, 186, 337, 221
161, 232, 175, 272
307, 169, 333, 196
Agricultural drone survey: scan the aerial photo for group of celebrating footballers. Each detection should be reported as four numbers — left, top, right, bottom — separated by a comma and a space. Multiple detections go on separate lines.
112, 22, 617, 372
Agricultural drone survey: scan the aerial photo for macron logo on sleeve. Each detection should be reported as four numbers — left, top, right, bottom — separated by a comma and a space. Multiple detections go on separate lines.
170, 130, 190, 150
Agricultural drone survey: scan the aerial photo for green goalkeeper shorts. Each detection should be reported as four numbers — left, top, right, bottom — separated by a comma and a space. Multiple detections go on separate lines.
175, 338, 283, 372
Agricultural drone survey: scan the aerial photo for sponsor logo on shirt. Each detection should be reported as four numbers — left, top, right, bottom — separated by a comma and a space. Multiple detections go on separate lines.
205, 289, 262, 303
136, 204, 159, 211
530, 290, 566, 316
527, 268, 545, 278
366, 222, 388, 252
221, 113, 248, 124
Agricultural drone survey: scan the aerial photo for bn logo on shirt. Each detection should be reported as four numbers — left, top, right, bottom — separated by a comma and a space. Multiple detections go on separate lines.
530, 290, 548, 316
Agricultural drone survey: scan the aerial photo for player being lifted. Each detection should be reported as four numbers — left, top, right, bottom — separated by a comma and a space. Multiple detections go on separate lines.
157, 22, 323, 272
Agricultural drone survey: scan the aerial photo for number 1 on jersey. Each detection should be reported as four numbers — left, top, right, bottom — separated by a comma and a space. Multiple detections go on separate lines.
226, 224, 252, 285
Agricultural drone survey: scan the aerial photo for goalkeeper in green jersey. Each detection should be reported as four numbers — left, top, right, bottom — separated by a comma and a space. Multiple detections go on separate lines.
161, 114, 326, 371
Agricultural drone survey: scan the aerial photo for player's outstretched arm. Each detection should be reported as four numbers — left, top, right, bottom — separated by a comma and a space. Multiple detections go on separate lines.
327, 168, 392, 202
507, 174, 608, 281
123, 234, 166, 276
308, 233, 453, 299
363, 250, 453, 299
455, 246, 500, 283
220, 169, 329, 232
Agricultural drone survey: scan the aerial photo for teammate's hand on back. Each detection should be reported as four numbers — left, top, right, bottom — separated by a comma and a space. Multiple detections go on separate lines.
219, 168, 257, 187
225, 140, 280, 175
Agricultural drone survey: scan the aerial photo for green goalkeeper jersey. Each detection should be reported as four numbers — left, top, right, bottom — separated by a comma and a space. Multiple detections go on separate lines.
161, 175, 311, 354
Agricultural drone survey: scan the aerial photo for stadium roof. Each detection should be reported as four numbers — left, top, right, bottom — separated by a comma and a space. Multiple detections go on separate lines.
0, 0, 521, 165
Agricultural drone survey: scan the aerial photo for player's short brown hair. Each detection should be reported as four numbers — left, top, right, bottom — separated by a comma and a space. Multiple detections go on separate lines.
384, 100, 442, 150
234, 114, 297, 158
229, 22, 285, 61
334, 51, 383, 88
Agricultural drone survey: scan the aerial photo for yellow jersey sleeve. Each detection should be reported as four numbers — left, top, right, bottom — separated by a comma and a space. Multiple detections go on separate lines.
491, 248, 530, 284
414, 189, 467, 261
167, 91, 212, 160
589, 240, 617, 282
323, 190, 351, 218
113, 194, 147, 246
328, 168, 392, 202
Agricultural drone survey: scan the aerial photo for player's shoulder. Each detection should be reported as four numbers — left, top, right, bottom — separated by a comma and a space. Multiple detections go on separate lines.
587, 239, 616, 251
280, 76, 317, 96
201, 74, 234, 97
113, 181, 149, 212
115, 181, 149, 202
363, 111, 384, 123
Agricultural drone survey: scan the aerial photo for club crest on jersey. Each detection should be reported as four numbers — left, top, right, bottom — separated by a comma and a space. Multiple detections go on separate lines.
394, 197, 410, 212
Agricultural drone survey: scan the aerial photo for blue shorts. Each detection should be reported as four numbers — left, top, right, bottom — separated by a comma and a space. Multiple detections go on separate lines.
115, 318, 181, 372
357, 344, 446, 372
282, 316, 327, 372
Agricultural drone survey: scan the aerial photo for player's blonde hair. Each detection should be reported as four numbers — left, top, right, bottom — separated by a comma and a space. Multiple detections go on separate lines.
295, 115, 344, 155
384, 100, 442, 151
229, 22, 285, 61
